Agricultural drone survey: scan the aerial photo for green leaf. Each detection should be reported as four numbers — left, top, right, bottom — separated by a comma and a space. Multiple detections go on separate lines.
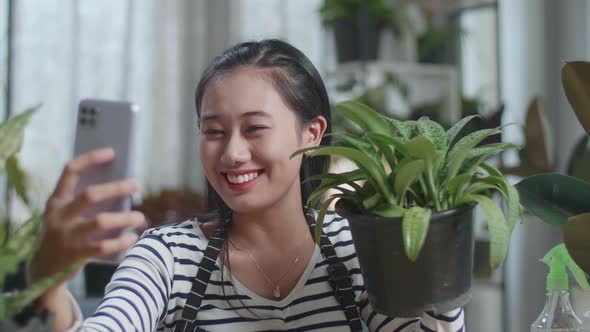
383, 117, 415, 141
314, 196, 343, 243
365, 133, 409, 155
394, 160, 425, 198
307, 177, 363, 208
443, 128, 502, 184
459, 194, 509, 268
0, 259, 83, 320
562, 61, 590, 135
504, 183, 521, 233
0, 106, 38, 171
373, 201, 404, 218
446, 115, 479, 149
460, 143, 520, 174
335, 101, 392, 136
302, 169, 366, 186
6, 154, 30, 206
416, 117, 447, 151
330, 132, 384, 168
479, 162, 503, 178
331, 132, 374, 151
362, 191, 382, 210
298, 146, 394, 204
515, 173, 590, 227
404, 137, 436, 162
476, 164, 521, 232
564, 213, 590, 275
446, 173, 473, 197
402, 207, 432, 261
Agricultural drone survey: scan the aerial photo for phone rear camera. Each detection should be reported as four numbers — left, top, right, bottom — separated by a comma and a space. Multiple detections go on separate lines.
80, 117, 87, 125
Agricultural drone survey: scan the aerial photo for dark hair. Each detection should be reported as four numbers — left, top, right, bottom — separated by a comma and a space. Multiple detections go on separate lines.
195, 39, 332, 214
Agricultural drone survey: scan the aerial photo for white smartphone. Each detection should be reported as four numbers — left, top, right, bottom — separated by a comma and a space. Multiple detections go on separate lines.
73, 99, 140, 259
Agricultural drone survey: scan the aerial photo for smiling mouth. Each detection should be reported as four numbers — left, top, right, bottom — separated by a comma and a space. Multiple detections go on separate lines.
223, 170, 263, 185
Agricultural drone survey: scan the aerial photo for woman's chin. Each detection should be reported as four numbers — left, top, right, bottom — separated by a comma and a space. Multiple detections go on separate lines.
223, 198, 270, 215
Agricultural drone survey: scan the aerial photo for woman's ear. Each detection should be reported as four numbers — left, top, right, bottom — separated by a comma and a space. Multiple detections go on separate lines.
302, 116, 327, 149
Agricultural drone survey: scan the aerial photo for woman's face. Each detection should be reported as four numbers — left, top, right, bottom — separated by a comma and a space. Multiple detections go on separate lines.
198, 66, 325, 214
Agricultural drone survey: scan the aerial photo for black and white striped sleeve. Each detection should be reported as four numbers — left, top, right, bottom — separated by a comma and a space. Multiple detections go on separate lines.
80, 230, 175, 331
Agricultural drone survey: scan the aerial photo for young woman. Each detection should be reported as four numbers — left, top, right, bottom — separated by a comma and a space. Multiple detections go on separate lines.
30, 39, 464, 331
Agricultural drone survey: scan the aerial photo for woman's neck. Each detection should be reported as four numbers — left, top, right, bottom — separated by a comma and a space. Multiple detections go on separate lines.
229, 195, 310, 250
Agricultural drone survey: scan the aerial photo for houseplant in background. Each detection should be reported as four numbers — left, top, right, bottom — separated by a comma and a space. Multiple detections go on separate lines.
516, 61, 590, 276
319, 0, 404, 63
0, 107, 78, 331
515, 61, 590, 331
293, 100, 521, 316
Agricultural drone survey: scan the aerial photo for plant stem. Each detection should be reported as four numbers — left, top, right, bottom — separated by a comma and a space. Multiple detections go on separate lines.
426, 167, 441, 211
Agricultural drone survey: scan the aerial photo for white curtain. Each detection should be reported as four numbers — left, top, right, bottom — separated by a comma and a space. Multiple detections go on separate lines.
5, 0, 325, 219
6, 0, 209, 219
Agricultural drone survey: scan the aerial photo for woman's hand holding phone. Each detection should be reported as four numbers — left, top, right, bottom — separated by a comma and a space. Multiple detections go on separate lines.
29, 147, 144, 286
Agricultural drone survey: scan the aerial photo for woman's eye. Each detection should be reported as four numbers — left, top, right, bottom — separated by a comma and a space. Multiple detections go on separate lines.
204, 129, 224, 135
246, 126, 268, 133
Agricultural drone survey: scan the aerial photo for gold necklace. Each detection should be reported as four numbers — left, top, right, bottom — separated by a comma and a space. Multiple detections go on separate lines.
228, 230, 310, 299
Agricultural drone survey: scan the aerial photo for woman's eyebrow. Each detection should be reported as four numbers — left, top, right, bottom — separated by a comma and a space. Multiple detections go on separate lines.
240, 110, 272, 119
201, 110, 272, 123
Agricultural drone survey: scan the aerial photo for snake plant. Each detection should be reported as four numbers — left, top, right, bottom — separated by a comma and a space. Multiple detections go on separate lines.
292, 100, 521, 268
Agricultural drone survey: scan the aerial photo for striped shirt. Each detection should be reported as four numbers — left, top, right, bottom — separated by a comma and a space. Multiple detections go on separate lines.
77, 212, 464, 331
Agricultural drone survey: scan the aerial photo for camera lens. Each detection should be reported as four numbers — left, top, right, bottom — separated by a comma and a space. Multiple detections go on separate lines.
80, 117, 87, 125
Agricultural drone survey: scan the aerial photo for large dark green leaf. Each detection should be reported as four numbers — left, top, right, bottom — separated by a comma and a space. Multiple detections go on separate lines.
564, 213, 590, 275
562, 61, 590, 135
515, 173, 590, 227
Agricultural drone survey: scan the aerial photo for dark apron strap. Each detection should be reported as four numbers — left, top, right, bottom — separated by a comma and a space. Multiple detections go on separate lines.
304, 209, 363, 332
174, 219, 229, 332
174, 210, 363, 332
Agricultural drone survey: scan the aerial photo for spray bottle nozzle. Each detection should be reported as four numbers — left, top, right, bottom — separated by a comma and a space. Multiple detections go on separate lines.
541, 244, 590, 291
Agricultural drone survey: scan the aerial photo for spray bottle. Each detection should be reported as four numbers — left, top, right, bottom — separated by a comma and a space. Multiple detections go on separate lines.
531, 243, 590, 332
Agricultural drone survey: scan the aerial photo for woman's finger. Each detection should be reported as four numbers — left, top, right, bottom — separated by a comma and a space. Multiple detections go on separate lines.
52, 148, 116, 200
82, 232, 139, 258
74, 211, 145, 241
62, 179, 139, 218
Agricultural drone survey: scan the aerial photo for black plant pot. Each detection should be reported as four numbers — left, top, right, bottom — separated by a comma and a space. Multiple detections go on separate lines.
336, 200, 475, 317
333, 19, 381, 63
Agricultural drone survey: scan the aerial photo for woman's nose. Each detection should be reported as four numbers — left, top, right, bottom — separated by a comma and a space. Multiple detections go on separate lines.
220, 134, 251, 166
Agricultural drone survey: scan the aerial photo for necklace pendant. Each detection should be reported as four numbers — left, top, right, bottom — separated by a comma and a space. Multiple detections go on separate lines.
273, 286, 281, 298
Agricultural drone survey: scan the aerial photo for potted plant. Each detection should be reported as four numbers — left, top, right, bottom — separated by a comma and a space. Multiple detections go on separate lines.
319, 0, 403, 63
516, 61, 590, 275
0, 107, 78, 331
293, 100, 521, 316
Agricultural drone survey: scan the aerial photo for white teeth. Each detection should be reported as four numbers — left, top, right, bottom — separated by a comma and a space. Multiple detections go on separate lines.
226, 171, 259, 184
